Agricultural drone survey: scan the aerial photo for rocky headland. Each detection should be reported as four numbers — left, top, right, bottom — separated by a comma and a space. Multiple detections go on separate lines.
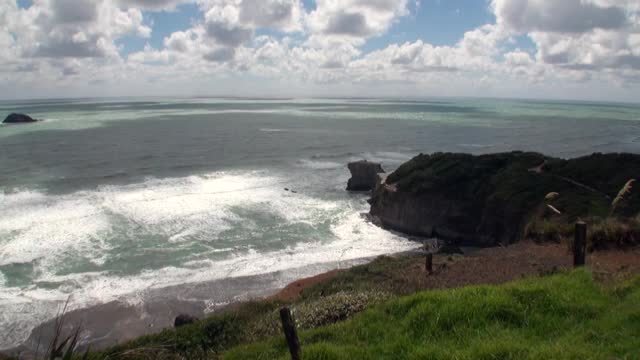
369, 151, 640, 247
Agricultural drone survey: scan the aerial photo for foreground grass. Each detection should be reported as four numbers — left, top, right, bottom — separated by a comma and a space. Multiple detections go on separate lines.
225, 270, 640, 360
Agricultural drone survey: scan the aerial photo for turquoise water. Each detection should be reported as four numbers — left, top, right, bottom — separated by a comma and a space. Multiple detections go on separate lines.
0, 97, 639, 348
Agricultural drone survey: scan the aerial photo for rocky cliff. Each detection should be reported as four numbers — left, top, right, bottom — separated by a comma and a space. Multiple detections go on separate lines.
369, 152, 640, 246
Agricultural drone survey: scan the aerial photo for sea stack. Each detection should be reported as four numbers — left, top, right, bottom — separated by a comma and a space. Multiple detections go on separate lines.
346, 160, 385, 191
3, 113, 38, 124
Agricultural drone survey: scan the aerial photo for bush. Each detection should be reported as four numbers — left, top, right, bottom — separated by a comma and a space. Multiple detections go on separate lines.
525, 217, 640, 250
250, 291, 392, 338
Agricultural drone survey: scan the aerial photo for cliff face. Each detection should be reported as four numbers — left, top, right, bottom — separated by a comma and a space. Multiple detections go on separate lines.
370, 152, 640, 246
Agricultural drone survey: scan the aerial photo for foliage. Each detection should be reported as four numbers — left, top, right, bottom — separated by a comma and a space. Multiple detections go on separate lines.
299, 255, 425, 300
250, 291, 391, 339
526, 216, 640, 250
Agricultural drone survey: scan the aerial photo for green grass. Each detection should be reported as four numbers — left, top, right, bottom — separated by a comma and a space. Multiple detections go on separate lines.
224, 270, 640, 360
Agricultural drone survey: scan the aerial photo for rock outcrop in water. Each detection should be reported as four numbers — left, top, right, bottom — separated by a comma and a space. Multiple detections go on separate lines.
3, 113, 38, 124
346, 160, 385, 191
369, 152, 640, 246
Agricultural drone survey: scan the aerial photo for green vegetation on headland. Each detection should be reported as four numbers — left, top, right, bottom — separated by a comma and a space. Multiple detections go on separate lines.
226, 270, 640, 360
372, 152, 640, 246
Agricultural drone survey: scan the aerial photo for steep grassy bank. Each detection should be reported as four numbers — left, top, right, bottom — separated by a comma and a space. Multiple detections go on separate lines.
226, 270, 640, 360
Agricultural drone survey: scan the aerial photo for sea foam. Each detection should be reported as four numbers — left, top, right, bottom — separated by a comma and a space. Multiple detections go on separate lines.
0, 169, 419, 350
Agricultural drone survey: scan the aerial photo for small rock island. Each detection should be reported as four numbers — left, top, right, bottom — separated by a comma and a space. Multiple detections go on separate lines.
3, 113, 38, 124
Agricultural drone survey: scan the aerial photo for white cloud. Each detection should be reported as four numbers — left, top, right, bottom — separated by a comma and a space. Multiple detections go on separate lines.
492, 0, 628, 34
4, 0, 150, 61
204, 6, 253, 47
117, 0, 192, 11
2, 0, 640, 101
458, 24, 508, 57
308, 0, 410, 41
195, 0, 304, 62
238, 0, 304, 32
490, 0, 640, 82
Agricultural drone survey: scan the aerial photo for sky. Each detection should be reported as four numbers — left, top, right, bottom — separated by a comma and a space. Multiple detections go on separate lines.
1, 0, 640, 101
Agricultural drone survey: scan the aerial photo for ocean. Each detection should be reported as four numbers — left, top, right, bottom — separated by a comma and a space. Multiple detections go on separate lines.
1, 97, 639, 349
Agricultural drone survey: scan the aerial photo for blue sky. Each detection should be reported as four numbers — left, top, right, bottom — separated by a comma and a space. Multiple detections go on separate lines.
365, 0, 492, 49
2, 0, 640, 101
113, 0, 537, 66
115, 0, 499, 56
117, 3, 200, 54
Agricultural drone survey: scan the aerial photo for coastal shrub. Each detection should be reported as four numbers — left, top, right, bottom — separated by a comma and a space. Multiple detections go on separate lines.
589, 217, 640, 249
299, 255, 423, 300
292, 291, 391, 330
525, 217, 640, 250
249, 291, 392, 341
525, 218, 573, 243
225, 270, 640, 360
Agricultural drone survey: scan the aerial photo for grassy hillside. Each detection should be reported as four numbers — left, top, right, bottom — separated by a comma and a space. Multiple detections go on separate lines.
386, 152, 640, 219
225, 270, 640, 360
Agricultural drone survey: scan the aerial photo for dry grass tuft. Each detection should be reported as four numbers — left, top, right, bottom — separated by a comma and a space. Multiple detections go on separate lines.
610, 179, 636, 216
546, 204, 562, 215
24, 298, 89, 360
544, 192, 560, 201
543, 192, 562, 215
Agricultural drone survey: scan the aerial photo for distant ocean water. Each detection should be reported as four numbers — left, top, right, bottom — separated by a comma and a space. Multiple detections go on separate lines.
1, 97, 639, 349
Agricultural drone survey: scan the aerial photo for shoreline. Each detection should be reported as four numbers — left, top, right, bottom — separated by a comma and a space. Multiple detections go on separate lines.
3, 251, 422, 355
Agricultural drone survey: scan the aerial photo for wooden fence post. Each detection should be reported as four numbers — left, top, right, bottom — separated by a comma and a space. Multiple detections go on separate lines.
280, 307, 301, 360
574, 221, 587, 267
426, 253, 433, 275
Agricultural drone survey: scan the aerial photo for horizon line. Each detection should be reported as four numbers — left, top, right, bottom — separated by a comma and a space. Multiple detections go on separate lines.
1, 94, 639, 107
